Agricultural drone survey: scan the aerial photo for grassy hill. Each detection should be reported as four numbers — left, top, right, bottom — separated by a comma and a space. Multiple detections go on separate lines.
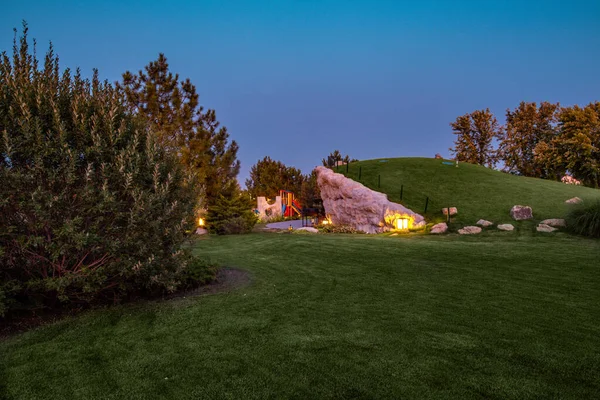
335, 157, 600, 225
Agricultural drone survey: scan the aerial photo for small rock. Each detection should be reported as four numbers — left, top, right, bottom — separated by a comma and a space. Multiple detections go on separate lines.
476, 219, 493, 227
540, 219, 566, 227
296, 227, 318, 233
497, 224, 514, 231
430, 222, 448, 234
442, 207, 458, 216
510, 205, 533, 220
390, 233, 398, 236
537, 224, 557, 233
565, 197, 583, 204
458, 226, 482, 235
195, 228, 208, 235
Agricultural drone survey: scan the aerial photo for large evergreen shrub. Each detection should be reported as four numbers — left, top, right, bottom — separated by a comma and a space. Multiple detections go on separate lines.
0, 26, 202, 316
206, 194, 257, 235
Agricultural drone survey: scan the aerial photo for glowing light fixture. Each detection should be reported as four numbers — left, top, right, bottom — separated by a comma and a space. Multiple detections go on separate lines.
395, 217, 409, 230
198, 217, 205, 227
321, 220, 330, 225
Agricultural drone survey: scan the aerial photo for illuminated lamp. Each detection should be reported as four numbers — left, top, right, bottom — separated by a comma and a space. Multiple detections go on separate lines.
395, 217, 409, 231
198, 217, 205, 227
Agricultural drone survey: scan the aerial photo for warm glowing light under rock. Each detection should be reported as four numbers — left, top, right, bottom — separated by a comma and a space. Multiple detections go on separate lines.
198, 217, 205, 227
321, 220, 329, 225
395, 218, 409, 230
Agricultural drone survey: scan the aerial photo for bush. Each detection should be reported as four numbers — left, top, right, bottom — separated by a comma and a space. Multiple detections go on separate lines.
319, 224, 365, 234
0, 26, 201, 316
207, 194, 258, 235
566, 199, 600, 238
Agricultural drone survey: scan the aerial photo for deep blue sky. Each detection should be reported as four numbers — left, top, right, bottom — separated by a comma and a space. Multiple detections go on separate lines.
2, 0, 599, 185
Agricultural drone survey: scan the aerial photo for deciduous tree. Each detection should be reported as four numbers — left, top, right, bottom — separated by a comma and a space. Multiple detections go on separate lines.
499, 101, 559, 178
450, 109, 501, 168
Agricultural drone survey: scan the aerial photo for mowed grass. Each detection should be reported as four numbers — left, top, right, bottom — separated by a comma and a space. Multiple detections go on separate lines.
337, 158, 600, 224
1, 232, 600, 399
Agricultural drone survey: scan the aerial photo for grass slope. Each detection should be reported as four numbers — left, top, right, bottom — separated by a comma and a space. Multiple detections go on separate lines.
2, 233, 599, 399
336, 157, 600, 224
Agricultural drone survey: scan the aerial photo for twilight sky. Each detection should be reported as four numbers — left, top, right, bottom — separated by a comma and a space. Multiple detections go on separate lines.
2, 0, 599, 185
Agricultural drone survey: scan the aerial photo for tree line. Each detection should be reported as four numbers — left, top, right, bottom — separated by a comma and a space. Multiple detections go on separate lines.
245, 150, 356, 210
450, 102, 600, 187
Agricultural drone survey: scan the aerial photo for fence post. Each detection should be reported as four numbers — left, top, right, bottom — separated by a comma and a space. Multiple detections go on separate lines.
346, 162, 349, 173
378, 175, 381, 188
359, 166, 362, 181
400, 185, 403, 200
424, 196, 429, 213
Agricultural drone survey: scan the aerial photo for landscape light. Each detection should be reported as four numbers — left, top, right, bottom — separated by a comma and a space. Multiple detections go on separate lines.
198, 217, 205, 227
395, 217, 409, 231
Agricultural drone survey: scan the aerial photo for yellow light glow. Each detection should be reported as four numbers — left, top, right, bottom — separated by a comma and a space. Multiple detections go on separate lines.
322, 220, 329, 225
198, 217, 205, 227
395, 218, 409, 230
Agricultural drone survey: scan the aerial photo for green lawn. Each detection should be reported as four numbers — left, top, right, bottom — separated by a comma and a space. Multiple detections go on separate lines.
336, 158, 600, 224
1, 232, 599, 399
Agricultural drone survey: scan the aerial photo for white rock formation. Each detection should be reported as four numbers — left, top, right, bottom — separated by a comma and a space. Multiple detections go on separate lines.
195, 228, 208, 235
497, 224, 514, 231
540, 219, 566, 227
442, 207, 458, 216
458, 226, 482, 235
476, 219, 493, 227
565, 197, 583, 204
537, 223, 557, 233
296, 227, 318, 233
314, 166, 426, 234
510, 205, 533, 220
430, 222, 448, 234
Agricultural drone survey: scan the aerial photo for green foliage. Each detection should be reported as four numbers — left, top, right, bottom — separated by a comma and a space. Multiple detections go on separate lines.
321, 149, 357, 167
450, 108, 502, 168
499, 101, 560, 178
206, 193, 258, 235
319, 224, 365, 234
118, 53, 240, 206
566, 199, 600, 238
298, 170, 322, 210
0, 25, 201, 316
551, 103, 600, 188
245, 156, 304, 198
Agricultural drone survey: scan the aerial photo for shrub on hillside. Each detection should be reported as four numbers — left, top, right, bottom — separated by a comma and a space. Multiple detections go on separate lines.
206, 194, 258, 235
565, 199, 600, 238
0, 26, 203, 317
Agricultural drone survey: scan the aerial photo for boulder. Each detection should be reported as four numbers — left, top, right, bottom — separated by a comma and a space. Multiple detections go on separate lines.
540, 219, 566, 227
476, 219, 493, 227
442, 207, 458, 216
510, 205, 533, 220
296, 227, 318, 233
315, 167, 426, 234
565, 197, 583, 204
497, 224, 514, 231
537, 223, 557, 233
195, 228, 208, 235
458, 226, 482, 235
430, 222, 448, 234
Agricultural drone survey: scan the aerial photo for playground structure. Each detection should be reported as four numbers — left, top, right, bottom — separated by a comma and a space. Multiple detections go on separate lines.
255, 190, 302, 221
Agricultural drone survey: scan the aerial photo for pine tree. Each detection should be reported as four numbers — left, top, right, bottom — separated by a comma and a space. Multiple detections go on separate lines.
321, 150, 357, 167
117, 54, 240, 206
245, 156, 304, 198
450, 109, 501, 168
